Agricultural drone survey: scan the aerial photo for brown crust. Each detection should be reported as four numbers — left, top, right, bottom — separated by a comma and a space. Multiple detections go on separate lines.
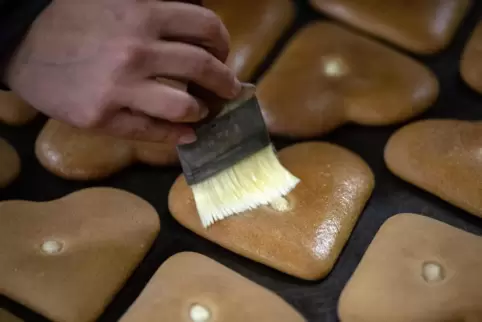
120, 252, 305, 322
0, 188, 160, 322
35, 119, 179, 180
0, 137, 21, 188
0, 91, 38, 126
257, 22, 438, 138
205, 0, 295, 81
168, 142, 374, 280
384, 119, 482, 218
338, 213, 482, 322
310, 0, 471, 54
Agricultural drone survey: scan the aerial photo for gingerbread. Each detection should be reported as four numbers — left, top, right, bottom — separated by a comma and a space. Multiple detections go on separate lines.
0, 91, 38, 125
169, 142, 374, 280
35, 119, 179, 180
205, 0, 295, 81
311, 0, 471, 54
0, 138, 20, 188
258, 22, 438, 138
120, 252, 305, 322
385, 119, 482, 218
0, 188, 160, 322
461, 21, 482, 93
339, 213, 482, 322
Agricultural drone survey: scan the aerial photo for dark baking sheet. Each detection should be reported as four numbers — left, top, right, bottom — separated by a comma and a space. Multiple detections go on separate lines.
1, 1, 482, 321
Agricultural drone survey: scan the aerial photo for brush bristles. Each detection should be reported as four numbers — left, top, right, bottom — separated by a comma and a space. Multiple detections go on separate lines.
191, 145, 300, 228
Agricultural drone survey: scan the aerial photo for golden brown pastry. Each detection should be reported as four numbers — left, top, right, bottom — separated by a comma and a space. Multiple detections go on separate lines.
0, 137, 20, 188
35, 119, 179, 180
0, 91, 38, 125
338, 213, 482, 322
120, 252, 306, 322
205, 0, 295, 81
310, 0, 471, 54
385, 119, 482, 218
461, 21, 482, 93
0, 309, 23, 322
258, 22, 438, 138
0, 188, 160, 322
169, 142, 374, 280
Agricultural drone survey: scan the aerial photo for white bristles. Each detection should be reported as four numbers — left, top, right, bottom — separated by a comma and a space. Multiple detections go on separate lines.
191, 145, 300, 228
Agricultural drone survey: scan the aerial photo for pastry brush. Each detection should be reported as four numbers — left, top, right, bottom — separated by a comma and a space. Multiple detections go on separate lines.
177, 84, 300, 228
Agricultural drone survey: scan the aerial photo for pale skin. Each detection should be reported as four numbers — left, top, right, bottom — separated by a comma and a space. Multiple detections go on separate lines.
4, 0, 241, 144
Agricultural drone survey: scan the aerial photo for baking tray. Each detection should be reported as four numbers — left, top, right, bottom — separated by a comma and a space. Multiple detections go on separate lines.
1, 1, 482, 321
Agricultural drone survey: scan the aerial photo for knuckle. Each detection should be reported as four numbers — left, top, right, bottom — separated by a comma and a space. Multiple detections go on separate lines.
192, 52, 215, 78
116, 39, 148, 69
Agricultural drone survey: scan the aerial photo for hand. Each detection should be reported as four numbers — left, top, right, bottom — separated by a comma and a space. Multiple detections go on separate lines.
5, 0, 241, 144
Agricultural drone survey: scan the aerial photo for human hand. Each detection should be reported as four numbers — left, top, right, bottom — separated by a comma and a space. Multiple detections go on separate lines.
5, 0, 240, 144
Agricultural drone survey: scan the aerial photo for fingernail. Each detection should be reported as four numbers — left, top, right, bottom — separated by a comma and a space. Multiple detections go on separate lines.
199, 106, 209, 119
232, 79, 242, 97
178, 132, 197, 145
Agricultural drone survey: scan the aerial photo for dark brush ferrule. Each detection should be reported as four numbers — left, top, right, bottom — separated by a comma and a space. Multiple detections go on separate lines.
177, 95, 271, 185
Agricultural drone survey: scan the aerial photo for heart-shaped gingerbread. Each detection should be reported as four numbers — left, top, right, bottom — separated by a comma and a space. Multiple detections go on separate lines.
339, 213, 482, 322
0, 138, 20, 188
257, 22, 439, 138
310, 0, 471, 54
0, 309, 22, 322
461, 21, 482, 93
120, 252, 305, 322
0, 91, 38, 126
0, 188, 160, 322
205, 0, 295, 81
169, 142, 374, 280
35, 119, 179, 180
385, 119, 482, 218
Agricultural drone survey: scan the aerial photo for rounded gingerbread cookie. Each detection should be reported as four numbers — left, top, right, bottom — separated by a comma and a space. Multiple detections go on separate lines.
0, 91, 38, 125
385, 119, 482, 218
0, 137, 20, 188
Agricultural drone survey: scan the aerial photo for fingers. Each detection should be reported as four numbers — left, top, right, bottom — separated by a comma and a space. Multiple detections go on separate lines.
99, 109, 197, 144
145, 41, 240, 99
151, 1, 230, 62
115, 80, 209, 123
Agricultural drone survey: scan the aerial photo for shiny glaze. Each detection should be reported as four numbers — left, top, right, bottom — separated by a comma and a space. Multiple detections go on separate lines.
461, 21, 482, 93
258, 22, 438, 138
0, 188, 160, 322
35, 119, 179, 180
339, 213, 482, 322
385, 119, 482, 218
0, 137, 20, 188
205, 0, 295, 81
168, 142, 374, 280
0, 91, 38, 126
120, 252, 305, 322
311, 0, 471, 54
